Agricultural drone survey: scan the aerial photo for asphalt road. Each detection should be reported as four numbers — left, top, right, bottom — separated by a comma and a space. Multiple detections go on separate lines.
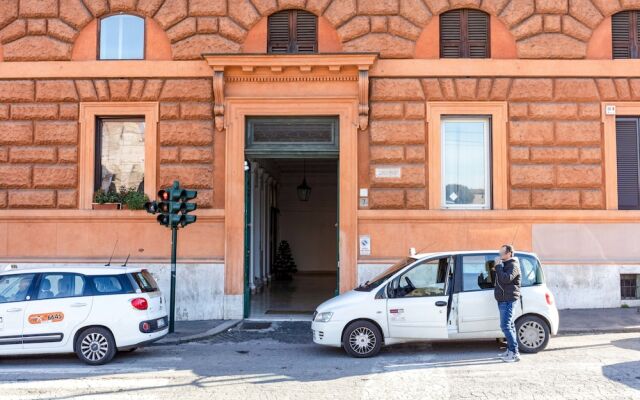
1, 322, 639, 400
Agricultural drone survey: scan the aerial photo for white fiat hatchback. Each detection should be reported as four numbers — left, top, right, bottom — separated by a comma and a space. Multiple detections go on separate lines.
312, 251, 559, 357
0, 265, 168, 364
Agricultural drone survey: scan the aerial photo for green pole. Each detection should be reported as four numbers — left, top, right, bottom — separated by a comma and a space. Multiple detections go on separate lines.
169, 225, 177, 333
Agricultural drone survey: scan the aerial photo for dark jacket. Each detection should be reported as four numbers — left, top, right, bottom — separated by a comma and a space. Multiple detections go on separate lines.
493, 257, 521, 302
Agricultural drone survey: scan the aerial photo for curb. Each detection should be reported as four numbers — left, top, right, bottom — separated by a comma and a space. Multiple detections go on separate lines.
558, 327, 640, 335
152, 319, 243, 346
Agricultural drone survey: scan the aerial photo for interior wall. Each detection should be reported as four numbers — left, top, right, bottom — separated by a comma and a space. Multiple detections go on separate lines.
277, 164, 338, 274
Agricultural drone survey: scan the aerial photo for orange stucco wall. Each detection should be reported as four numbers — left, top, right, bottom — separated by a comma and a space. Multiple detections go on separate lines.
587, 17, 613, 60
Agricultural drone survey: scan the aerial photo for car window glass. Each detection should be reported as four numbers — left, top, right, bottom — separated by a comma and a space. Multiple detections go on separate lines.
389, 258, 448, 298
131, 270, 159, 292
0, 273, 36, 303
462, 254, 497, 291
518, 255, 541, 287
37, 273, 85, 299
92, 276, 124, 294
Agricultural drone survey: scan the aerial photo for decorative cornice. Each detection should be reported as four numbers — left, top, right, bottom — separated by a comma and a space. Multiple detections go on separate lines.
204, 53, 377, 132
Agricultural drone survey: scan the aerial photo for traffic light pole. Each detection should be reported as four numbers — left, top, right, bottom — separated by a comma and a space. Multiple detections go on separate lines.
169, 226, 177, 333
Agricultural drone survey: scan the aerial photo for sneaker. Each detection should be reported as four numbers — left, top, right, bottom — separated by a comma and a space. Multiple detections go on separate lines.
501, 351, 521, 363
498, 349, 509, 358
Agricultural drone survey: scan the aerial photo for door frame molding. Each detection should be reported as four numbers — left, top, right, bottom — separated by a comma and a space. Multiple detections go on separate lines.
224, 97, 359, 300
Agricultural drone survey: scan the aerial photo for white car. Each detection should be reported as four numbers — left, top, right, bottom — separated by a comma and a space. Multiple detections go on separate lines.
312, 251, 559, 358
0, 265, 168, 364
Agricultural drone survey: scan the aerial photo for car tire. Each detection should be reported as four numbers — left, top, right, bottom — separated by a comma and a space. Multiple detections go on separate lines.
75, 327, 117, 365
516, 315, 550, 354
342, 320, 382, 358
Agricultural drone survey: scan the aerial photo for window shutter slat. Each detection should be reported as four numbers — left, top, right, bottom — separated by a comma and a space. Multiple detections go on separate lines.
440, 10, 462, 58
612, 11, 632, 59
616, 118, 640, 209
467, 10, 489, 58
268, 10, 317, 54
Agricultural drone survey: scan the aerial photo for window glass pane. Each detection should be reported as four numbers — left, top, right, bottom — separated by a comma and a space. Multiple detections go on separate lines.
462, 255, 496, 291
92, 276, 125, 294
390, 259, 447, 298
518, 256, 542, 287
442, 118, 490, 208
98, 119, 145, 193
0, 274, 35, 303
37, 273, 85, 299
131, 270, 159, 292
100, 15, 144, 60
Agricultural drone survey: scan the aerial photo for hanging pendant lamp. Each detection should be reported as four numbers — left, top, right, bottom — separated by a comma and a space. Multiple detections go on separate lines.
297, 159, 312, 202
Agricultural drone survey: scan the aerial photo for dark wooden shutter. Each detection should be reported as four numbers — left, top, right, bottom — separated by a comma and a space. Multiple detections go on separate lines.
440, 9, 490, 58
612, 11, 640, 59
268, 10, 317, 54
616, 118, 640, 209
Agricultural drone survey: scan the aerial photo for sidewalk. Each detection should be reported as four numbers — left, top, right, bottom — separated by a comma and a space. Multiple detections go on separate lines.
151, 307, 640, 345
559, 307, 640, 334
153, 319, 242, 345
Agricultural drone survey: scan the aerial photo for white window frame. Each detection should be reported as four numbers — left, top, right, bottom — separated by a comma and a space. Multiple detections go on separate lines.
440, 116, 492, 210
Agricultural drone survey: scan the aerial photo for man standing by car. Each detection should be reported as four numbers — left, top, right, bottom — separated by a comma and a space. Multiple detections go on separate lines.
494, 244, 521, 363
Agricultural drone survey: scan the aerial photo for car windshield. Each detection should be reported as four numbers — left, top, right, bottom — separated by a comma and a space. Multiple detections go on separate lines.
355, 257, 416, 292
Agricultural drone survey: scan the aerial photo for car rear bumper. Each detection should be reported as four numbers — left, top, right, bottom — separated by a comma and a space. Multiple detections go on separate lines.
118, 328, 168, 351
311, 321, 343, 348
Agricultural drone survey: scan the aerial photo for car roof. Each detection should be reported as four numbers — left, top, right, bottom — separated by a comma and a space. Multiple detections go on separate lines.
0, 265, 146, 276
412, 250, 538, 260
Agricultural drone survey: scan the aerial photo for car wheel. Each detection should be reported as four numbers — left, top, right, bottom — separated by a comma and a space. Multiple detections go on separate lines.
75, 327, 117, 365
516, 315, 550, 354
342, 320, 382, 358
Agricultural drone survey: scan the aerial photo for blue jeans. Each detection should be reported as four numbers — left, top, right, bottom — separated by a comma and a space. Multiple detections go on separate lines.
498, 301, 519, 354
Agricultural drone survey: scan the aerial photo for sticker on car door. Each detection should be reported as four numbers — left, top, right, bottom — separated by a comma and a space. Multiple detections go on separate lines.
28, 312, 64, 324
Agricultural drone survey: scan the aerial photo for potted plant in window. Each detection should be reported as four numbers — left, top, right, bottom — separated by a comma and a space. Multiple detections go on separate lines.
92, 189, 121, 210
119, 186, 149, 210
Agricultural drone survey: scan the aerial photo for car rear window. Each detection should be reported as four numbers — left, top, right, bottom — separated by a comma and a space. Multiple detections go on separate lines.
130, 270, 159, 293
89, 274, 132, 295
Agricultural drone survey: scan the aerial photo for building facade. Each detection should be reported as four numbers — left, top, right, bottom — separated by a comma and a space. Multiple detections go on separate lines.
1, 0, 640, 319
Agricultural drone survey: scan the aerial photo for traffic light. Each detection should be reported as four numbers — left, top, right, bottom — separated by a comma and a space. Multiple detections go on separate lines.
144, 181, 197, 229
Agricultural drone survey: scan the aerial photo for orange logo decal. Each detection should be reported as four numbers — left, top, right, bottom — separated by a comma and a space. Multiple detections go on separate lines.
28, 312, 64, 324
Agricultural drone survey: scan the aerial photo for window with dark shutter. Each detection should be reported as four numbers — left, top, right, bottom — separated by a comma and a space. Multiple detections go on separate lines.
268, 10, 317, 54
440, 9, 490, 58
616, 117, 640, 209
612, 11, 640, 59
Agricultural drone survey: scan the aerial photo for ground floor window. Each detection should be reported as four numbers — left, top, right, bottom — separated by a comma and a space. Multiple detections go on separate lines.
621, 274, 640, 300
95, 117, 146, 193
441, 116, 492, 209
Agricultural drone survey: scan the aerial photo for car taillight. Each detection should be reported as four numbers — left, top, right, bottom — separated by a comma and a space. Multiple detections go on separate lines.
545, 291, 554, 305
141, 322, 151, 332
131, 298, 148, 310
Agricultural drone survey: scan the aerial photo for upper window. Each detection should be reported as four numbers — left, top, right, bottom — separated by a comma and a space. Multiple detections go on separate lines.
95, 117, 146, 194
268, 10, 317, 54
615, 117, 640, 209
612, 11, 640, 59
99, 14, 145, 60
441, 117, 492, 209
440, 9, 490, 58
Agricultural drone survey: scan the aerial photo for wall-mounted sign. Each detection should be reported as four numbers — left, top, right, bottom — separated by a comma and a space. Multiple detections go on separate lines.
375, 167, 401, 179
605, 105, 616, 116
359, 235, 371, 256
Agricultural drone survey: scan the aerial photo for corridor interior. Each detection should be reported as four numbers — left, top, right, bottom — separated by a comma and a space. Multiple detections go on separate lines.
247, 158, 338, 320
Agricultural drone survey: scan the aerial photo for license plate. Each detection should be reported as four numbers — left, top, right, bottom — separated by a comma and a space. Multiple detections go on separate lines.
157, 318, 165, 328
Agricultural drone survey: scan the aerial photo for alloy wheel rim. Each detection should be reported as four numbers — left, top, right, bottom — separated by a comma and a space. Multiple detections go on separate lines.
80, 332, 109, 361
349, 327, 376, 355
518, 321, 545, 349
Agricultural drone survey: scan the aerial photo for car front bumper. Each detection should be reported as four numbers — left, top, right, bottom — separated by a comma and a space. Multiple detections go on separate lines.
311, 320, 344, 348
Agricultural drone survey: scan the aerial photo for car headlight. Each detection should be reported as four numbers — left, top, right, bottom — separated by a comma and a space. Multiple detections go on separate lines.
314, 311, 333, 322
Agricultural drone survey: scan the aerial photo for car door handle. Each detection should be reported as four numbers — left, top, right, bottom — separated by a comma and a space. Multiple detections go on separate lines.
70, 303, 87, 308
435, 301, 448, 307
7, 308, 22, 312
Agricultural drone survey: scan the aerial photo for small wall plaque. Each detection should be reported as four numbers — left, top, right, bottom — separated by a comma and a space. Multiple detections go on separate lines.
375, 167, 401, 179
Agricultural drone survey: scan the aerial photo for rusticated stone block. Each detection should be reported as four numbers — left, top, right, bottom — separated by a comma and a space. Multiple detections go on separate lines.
369, 188, 404, 209
160, 103, 180, 120
11, 104, 58, 120
180, 102, 212, 119
9, 146, 56, 163
370, 145, 404, 163
337, 16, 370, 42
532, 189, 580, 208
189, 0, 226, 16
530, 147, 579, 163
387, 16, 421, 40
249, 0, 276, 15
180, 146, 213, 162
75, 80, 98, 101
370, 120, 425, 145
155, 0, 188, 29
371, 79, 424, 101
227, 0, 260, 29
59, 0, 93, 29
455, 79, 478, 100
512, 15, 543, 40
499, 0, 535, 28
581, 189, 603, 209
509, 79, 553, 101
56, 189, 77, 208
324, 0, 357, 27
108, 79, 131, 101
8, 189, 55, 207
36, 80, 78, 102
517, 34, 586, 59
0, 165, 31, 188
160, 79, 212, 101
141, 80, 164, 100
562, 15, 591, 42
399, 0, 431, 26
218, 17, 246, 42
83, 0, 109, 16
510, 165, 555, 187
544, 15, 562, 33
421, 79, 444, 100
369, 164, 425, 188
556, 165, 602, 188
405, 188, 426, 209
94, 80, 110, 101
568, 0, 603, 29
159, 165, 213, 188
509, 121, 554, 145
47, 19, 77, 43
405, 145, 425, 161
0, 122, 32, 144
160, 147, 179, 163
509, 103, 528, 119
358, 0, 398, 14
0, 81, 34, 102
34, 121, 77, 144
343, 33, 414, 58
554, 79, 599, 101
3, 36, 72, 61
371, 102, 403, 119
167, 17, 197, 43
510, 189, 531, 208
0, 0, 19, 29
555, 121, 601, 145
404, 102, 425, 119
197, 17, 218, 33
19, 0, 57, 17
528, 103, 578, 120
510, 146, 529, 162
490, 78, 512, 100
59, 104, 79, 120
159, 121, 213, 145
536, 0, 567, 13
109, 0, 138, 12
579, 147, 601, 163
27, 19, 47, 35
57, 146, 77, 163
138, 0, 165, 16
172, 34, 240, 60
33, 165, 77, 188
